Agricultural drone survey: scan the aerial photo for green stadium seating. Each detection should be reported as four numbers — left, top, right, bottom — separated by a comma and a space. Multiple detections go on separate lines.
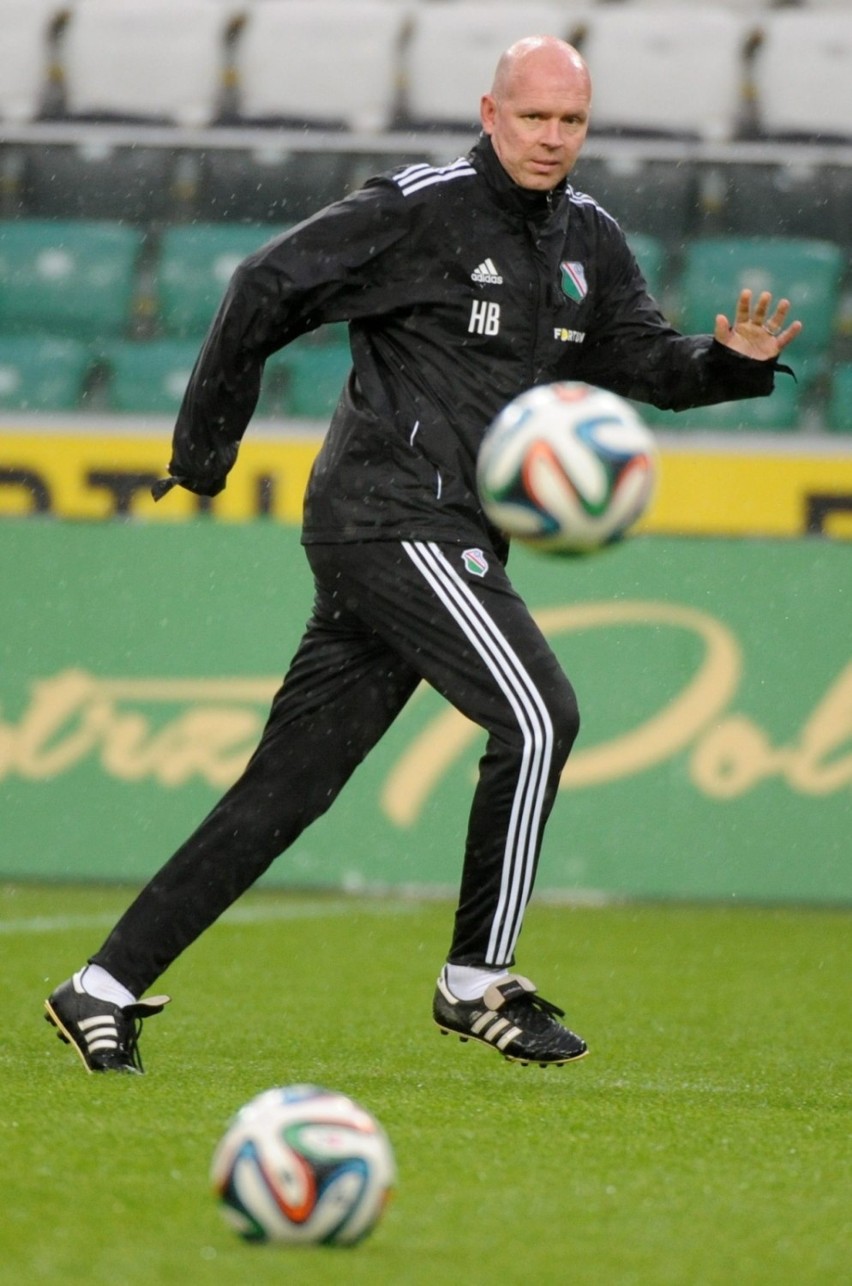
624, 232, 666, 301
24, 145, 178, 225
104, 339, 201, 414
0, 219, 143, 340
282, 339, 352, 419
156, 223, 287, 338
639, 373, 801, 432
102, 336, 312, 416
719, 164, 852, 251
252, 348, 291, 418
678, 237, 845, 357
826, 364, 852, 433
104, 333, 352, 418
198, 149, 352, 225
0, 334, 91, 411
571, 156, 700, 244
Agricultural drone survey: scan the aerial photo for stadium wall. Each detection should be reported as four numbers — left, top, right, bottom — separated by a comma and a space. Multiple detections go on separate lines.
1, 495, 849, 904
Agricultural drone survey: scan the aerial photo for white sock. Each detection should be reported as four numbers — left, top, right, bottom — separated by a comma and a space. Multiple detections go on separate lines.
443, 963, 511, 1001
78, 964, 137, 1008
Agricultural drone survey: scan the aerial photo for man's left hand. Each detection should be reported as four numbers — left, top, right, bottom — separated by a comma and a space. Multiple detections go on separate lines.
714, 288, 803, 360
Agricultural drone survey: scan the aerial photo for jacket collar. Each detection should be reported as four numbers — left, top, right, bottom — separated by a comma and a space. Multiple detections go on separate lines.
469, 133, 570, 223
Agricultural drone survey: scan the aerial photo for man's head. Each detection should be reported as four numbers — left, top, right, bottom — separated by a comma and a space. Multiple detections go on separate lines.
481, 36, 591, 191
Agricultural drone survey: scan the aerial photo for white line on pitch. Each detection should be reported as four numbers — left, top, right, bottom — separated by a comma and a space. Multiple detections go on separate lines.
0, 898, 420, 937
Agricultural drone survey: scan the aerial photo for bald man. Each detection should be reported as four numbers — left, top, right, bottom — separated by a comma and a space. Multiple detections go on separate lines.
46, 38, 799, 1075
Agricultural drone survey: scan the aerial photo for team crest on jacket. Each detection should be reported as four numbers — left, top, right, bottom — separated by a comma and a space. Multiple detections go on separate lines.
462, 548, 489, 577
560, 260, 588, 303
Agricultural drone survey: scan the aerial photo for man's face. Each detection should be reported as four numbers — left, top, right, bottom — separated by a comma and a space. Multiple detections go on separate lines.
481, 56, 591, 191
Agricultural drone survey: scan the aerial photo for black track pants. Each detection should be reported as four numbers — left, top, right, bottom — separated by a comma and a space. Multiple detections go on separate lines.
92, 539, 580, 995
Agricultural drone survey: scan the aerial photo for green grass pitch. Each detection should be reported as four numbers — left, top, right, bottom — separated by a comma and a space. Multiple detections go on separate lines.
3, 882, 850, 1284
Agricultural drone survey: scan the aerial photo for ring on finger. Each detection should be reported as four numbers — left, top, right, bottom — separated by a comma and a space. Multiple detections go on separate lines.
762, 322, 781, 336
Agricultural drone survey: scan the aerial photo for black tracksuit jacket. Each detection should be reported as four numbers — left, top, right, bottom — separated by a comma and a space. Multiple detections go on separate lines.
167, 134, 780, 550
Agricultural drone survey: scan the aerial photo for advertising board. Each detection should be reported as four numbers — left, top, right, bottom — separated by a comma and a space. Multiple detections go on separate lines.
2, 521, 848, 903
2, 423, 852, 537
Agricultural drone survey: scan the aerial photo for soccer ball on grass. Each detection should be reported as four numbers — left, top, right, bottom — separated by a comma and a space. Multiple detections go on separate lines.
211, 1084, 396, 1247
477, 382, 658, 553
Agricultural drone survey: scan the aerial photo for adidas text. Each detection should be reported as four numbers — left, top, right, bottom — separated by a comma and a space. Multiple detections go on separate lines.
471, 258, 503, 285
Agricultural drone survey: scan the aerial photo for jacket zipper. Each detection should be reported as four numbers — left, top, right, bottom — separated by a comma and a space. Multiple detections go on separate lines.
526, 223, 547, 388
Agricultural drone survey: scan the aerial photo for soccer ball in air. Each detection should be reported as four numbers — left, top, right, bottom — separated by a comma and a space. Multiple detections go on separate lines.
211, 1085, 396, 1247
477, 382, 658, 553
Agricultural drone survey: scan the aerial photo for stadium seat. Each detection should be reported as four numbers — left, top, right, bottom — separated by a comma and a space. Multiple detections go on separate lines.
23, 143, 177, 224
198, 148, 353, 226
102, 337, 323, 419
623, 0, 766, 7
752, 11, 852, 142
826, 365, 852, 434
402, 2, 578, 130
622, 232, 667, 301
282, 339, 352, 420
0, 219, 143, 339
0, 0, 61, 123
234, 1, 408, 131
580, 7, 750, 141
641, 373, 801, 432
0, 334, 90, 411
103, 339, 201, 414
156, 223, 287, 339
570, 155, 700, 243
718, 163, 852, 250
198, 142, 438, 227
677, 237, 845, 358
62, 0, 232, 126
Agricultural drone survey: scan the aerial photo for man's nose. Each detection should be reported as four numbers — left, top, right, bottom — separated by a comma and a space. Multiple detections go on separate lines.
540, 119, 562, 147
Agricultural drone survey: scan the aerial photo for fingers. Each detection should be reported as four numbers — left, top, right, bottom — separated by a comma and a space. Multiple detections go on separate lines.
776, 318, 804, 351
735, 288, 753, 326
714, 313, 732, 343
742, 288, 778, 328
757, 292, 790, 335
754, 291, 803, 346
766, 297, 791, 332
734, 288, 802, 343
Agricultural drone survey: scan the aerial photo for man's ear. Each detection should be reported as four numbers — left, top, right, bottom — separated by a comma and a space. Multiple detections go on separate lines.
480, 93, 496, 134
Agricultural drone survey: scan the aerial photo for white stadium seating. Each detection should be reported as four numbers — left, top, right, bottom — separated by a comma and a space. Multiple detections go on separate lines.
62, 0, 234, 127
0, 0, 63, 123
235, 0, 410, 131
752, 10, 852, 141
401, 2, 588, 129
580, 5, 752, 142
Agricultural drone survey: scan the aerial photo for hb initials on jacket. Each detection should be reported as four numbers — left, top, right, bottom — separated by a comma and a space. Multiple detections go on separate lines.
468, 300, 501, 336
